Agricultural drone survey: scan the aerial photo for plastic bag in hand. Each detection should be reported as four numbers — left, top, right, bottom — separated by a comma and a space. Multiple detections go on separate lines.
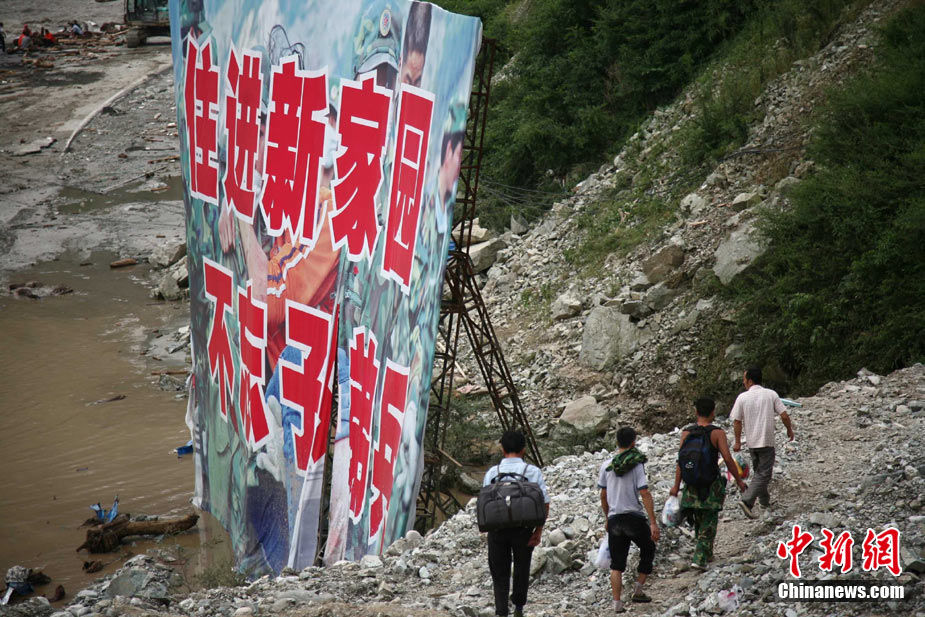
594, 536, 610, 570
661, 495, 682, 527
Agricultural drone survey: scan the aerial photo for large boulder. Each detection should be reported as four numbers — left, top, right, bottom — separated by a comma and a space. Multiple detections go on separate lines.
149, 240, 186, 269
731, 191, 762, 212
510, 214, 528, 235
641, 245, 685, 284
551, 293, 582, 320
644, 282, 678, 312
454, 218, 495, 245
579, 307, 640, 370
680, 192, 707, 215
104, 567, 169, 602
558, 395, 609, 434
154, 256, 189, 300
468, 238, 505, 273
713, 221, 767, 285
619, 299, 650, 319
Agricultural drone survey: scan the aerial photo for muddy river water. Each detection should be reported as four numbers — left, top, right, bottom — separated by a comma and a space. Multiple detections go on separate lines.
0, 253, 230, 595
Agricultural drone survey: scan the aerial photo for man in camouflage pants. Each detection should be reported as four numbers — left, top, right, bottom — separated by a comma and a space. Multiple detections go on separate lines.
670, 398, 747, 570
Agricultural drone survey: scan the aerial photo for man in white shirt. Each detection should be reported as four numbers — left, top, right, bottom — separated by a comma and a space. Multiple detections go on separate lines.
730, 367, 795, 518
482, 431, 550, 617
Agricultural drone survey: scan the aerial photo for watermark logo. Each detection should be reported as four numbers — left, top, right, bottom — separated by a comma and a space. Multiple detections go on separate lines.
776, 581, 906, 602
777, 525, 903, 578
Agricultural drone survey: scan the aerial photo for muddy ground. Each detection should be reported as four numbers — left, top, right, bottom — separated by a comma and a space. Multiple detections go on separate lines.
0, 0, 223, 600
0, 0, 179, 279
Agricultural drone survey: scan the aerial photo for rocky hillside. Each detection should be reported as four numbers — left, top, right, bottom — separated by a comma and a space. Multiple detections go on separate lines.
6, 366, 923, 617
450, 0, 911, 440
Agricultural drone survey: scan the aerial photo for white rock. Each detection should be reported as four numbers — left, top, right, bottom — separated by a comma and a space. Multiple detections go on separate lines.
680, 192, 707, 214
360, 555, 384, 569
713, 220, 767, 285
558, 395, 609, 434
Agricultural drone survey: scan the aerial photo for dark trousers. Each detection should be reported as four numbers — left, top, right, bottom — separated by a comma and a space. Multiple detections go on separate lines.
741, 447, 775, 508
487, 527, 534, 616
607, 513, 655, 574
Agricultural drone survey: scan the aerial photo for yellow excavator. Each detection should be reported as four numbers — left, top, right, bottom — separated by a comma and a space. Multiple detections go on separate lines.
124, 0, 170, 48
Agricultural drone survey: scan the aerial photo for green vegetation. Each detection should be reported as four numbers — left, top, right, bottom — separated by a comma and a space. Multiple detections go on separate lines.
437, 0, 859, 229
729, 3, 925, 392
433, 1, 924, 395
518, 279, 558, 316
679, 0, 862, 165
441, 392, 496, 466
566, 191, 674, 268
193, 557, 248, 589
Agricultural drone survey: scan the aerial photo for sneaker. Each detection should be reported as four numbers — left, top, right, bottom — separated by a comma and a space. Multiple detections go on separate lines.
690, 561, 708, 571
739, 501, 757, 519
513, 608, 524, 617
613, 599, 626, 613
631, 591, 652, 603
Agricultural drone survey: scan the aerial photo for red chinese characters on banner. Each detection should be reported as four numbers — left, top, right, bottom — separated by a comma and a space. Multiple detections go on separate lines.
184, 36, 220, 204
819, 528, 854, 574
223, 46, 263, 222
238, 282, 270, 450
368, 361, 408, 540
382, 87, 434, 292
347, 328, 380, 522
203, 258, 235, 421
329, 75, 391, 262
862, 527, 902, 576
280, 302, 338, 474
260, 58, 327, 247
777, 525, 814, 578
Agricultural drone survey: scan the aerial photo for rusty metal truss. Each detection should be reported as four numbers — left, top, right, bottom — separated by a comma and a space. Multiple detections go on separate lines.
416, 39, 542, 533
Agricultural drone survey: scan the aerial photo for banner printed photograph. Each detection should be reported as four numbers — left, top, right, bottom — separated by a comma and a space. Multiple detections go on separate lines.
169, 0, 481, 575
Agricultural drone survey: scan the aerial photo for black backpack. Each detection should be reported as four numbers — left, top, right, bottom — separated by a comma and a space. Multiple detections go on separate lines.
476, 464, 547, 532
678, 425, 720, 488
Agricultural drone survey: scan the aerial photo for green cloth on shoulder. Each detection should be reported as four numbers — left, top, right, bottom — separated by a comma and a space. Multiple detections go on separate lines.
607, 447, 648, 476
681, 475, 727, 511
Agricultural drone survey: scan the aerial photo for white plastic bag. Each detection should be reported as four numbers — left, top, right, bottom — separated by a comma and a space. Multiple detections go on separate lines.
594, 536, 610, 570
661, 495, 681, 527
716, 585, 743, 612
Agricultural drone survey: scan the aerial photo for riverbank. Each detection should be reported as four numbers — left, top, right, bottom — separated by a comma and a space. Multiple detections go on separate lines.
0, 2, 213, 600
4, 367, 923, 617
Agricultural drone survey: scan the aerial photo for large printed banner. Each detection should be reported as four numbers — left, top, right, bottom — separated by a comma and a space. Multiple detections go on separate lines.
169, 0, 481, 574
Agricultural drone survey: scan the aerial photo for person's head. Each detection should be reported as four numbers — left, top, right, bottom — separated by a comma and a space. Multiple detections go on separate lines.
744, 366, 762, 387
398, 2, 431, 88
499, 430, 526, 456
694, 397, 716, 419
616, 426, 637, 450
353, 0, 401, 90
438, 102, 466, 201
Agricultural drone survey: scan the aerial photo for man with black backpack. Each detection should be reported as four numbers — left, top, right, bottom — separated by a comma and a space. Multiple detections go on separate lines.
670, 397, 747, 570
480, 430, 550, 617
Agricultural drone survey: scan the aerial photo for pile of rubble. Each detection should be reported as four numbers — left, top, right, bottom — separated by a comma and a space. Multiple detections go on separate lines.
453, 0, 909, 436
5, 366, 920, 617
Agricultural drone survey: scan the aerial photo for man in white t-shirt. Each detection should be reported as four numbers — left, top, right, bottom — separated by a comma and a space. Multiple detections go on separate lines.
598, 426, 659, 613
730, 367, 795, 518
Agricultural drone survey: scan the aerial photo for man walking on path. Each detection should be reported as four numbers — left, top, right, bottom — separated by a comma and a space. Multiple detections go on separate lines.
482, 430, 550, 617
670, 398, 747, 570
598, 426, 660, 613
731, 367, 795, 518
